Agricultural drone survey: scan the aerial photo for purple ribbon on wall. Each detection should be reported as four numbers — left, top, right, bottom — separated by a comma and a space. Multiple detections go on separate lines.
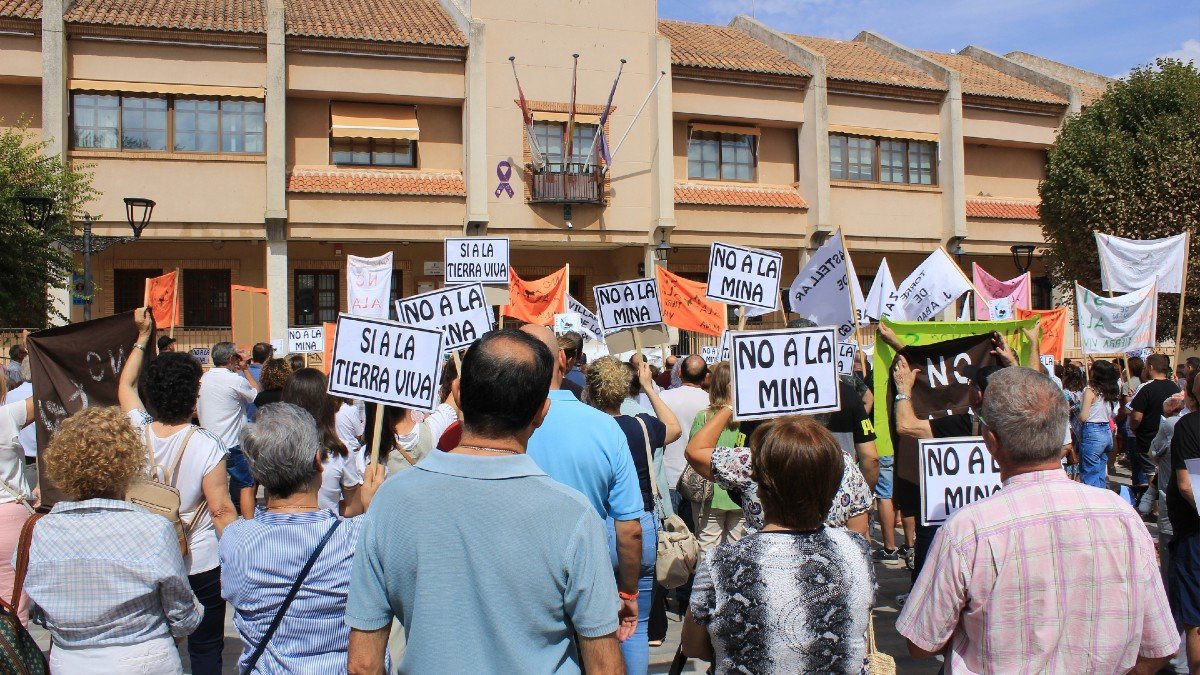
494, 161, 514, 198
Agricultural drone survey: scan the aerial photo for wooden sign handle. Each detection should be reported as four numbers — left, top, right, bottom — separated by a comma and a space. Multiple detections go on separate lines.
369, 402, 385, 468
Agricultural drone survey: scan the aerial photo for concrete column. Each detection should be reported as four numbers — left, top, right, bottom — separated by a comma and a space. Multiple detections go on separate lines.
650, 35, 675, 243
264, 0, 289, 339
463, 20, 489, 232
41, 0, 70, 324
265, 229, 289, 339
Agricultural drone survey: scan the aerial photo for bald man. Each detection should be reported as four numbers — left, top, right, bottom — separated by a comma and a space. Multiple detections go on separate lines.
660, 355, 710, 503
521, 324, 643, 640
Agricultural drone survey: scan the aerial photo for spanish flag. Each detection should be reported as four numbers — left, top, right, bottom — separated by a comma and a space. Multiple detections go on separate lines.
502, 268, 568, 326
656, 266, 726, 337
143, 270, 178, 329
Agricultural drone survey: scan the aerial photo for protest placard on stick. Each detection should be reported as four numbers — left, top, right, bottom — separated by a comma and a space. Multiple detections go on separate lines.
288, 326, 325, 354
593, 278, 670, 352
917, 436, 1001, 526
706, 242, 781, 312
729, 326, 841, 421
445, 236, 511, 304
394, 283, 494, 353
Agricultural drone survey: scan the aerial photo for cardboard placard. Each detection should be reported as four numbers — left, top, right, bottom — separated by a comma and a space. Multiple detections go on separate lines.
554, 312, 582, 335
700, 346, 721, 365
593, 278, 664, 334
917, 436, 1001, 526
190, 347, 211, 364
1039, 354, 1056, 372
394, 283, 494, 352
326, 314, 445, 412
729, 326, 841, 421
288, 326, 326, 354
706, 242, 782, 312
605, 325, 671, 354
231, 285, 270, 347
444, 237, 510, 285
836, 342, 858, 375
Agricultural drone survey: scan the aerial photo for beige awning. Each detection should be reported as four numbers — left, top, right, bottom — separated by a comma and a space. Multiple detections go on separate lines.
534, 111, 601, 124
69, 79, 264, 98
330, 102, 420, 141
688, 123, 761, 137
828, 124, 938, 142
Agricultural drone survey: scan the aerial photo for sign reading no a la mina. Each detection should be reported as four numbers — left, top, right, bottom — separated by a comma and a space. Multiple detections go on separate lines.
729, 326, 840, 421
706, 242, 782, 312
394, 283, 494, 352
593, 279, 664, 334
288, 326, 325, 354
326, 314, 444, 412
917, 436, 1001, 527
444, 237, 510, 285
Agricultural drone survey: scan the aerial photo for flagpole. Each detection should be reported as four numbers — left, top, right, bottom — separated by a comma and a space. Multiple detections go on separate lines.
604, 70, 666, 176
564, 53, 579, 167
170, 267, 180, 339
1174, 229, 1191, 359
509, 56, 547, 167
839, 234, 870, 374
584, 58, 625, 171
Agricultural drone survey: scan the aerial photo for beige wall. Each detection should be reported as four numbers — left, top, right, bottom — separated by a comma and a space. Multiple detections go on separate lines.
287, 53, 464, 103
287, 99, 463, 170
962, 107, 1061, 147
671, 77, 805, 124
827, 93, 940, 134
964, 218, 1045, 251
287, 194, 464, 240
672, 206, 806, 249
0, 83, 40, 132
68, 41, 266, 88
0, 35, 41, 80
964, 144, 1045, 200
833, 184, 943, 250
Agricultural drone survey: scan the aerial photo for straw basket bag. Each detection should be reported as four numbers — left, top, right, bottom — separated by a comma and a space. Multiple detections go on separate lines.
867, 612, 896, 675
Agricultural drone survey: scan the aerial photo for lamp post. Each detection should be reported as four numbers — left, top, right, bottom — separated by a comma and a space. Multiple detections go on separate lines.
1010, 244, 1035, 274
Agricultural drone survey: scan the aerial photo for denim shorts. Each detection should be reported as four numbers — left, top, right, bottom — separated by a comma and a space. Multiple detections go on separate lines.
875, 455, 895, 499
225, 445, 254, 490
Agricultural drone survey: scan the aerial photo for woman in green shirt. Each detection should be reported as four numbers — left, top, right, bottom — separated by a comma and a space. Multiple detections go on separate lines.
688, 362, 746, 552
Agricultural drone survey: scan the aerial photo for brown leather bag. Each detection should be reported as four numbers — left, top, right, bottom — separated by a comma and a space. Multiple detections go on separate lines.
126, 426, 206, 556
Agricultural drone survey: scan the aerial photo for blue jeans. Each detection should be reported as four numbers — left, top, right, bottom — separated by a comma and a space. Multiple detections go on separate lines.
187, 566, 224, 675
1079, 422, 1113, 488
607, 512, 657, 675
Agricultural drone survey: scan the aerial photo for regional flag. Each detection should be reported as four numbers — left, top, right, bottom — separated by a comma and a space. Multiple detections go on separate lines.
656, 266, 726, 337
502, 268, 568, 326
143, 270, 178, 329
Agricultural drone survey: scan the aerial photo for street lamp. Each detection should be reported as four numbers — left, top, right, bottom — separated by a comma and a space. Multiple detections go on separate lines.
124, 197, 155, 238
653, 232, 671, 264
1010, 244, 1035, 273
17, 195, 53, 231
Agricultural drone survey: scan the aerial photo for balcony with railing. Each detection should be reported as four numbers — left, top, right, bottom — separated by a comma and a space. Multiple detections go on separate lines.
528, 163, 605, 205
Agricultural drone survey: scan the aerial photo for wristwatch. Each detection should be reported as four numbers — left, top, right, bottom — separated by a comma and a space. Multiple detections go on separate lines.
894, 393, 911, 402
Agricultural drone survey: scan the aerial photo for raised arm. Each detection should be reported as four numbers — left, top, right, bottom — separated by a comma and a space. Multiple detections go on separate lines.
893, 356, 933, 439
637, 362, 681, 444
118, 307, 155, 413
685, 405, 733, 481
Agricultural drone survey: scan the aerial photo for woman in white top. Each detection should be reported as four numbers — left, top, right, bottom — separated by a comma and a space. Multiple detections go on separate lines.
281, 368, 366, 515
1078, 359, 1122, 489
363, 402, 459, 476
119, 307, 238, 675
0, 381, 34, 625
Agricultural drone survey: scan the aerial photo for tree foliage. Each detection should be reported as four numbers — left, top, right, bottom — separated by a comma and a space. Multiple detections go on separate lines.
1040, 58, 1200, 347
0, 124, 97, 326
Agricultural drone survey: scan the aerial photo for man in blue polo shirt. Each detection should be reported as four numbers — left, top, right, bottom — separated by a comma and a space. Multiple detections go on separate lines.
346, 330, 622, 673
522, 324, 644, 640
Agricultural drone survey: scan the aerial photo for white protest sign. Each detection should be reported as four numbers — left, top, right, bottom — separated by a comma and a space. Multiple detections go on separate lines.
326, 314, 444, 411
394, 283, 494, 352
987, 296, 1014, 321
836, 342, 858, 375
347, 252, 393, 319
593, 279, 664, 334
895, 248, 973, 322
288, 326, 325, 354
786, 231, 857, 341
918, 436, 1001, 526
729, 326, 841, 421
566, 294, 605, 342
190, 347, 210, 364
444, 237, 510, 285
706, 242, 782, 312
1075, 282, 1159, 355
701, 346, 721, 365
554, 312, 582, 335
865, 258, 899, 321
1039, 354, 1056, 372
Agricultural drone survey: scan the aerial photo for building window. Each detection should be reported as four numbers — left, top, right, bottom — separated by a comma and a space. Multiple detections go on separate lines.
71, 93, 264, 154
688, 131, 756, 182
113, 269, 163, 315
829, 133, 937, 186
532, 121, 598, 171
182, 269, 231, 326
295, 270, 339, 326
387, 269, 405, 320
331, 138, 415, 167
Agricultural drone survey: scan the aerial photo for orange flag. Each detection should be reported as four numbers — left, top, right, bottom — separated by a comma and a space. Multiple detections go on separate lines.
656, 266, 726, 337
143, 270, 178, 329
1016, 307, 1067, 361
322, 321, 336, 375
502, 268, 568, 326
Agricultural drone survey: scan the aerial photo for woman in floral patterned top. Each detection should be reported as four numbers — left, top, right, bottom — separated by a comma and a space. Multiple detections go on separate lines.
685, 406, 872, 535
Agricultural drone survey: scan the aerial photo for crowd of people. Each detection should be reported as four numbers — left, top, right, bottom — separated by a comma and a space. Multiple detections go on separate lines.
0, 306, 1195, 673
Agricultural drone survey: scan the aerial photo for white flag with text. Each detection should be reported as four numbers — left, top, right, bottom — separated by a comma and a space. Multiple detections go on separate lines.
864, 258, 898, 321
894, 248, 972, 322
786, 231, 858, 342
1095, 232, 1187, 294
347, 252, 393, 319
1076, 282, 1159, 355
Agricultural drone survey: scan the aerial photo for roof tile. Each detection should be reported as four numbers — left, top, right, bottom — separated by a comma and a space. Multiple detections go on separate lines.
659, 20, 808, 78
920, 52, 1066, 105
286, 0, 466, 47
675, 182, 808, 209
64, 0, 265, 33
788, 35, 945, 91
966, 197, 1040, 220
288, 167, 466, 197
0, 0, 39, 21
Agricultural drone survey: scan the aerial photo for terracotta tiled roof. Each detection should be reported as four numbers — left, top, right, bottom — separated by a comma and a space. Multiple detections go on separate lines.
286, 0, 466, 47
788, 35, 945, 91
64, 0, 265, 33
966, 197, 1040, 220
675, 182, 808, 209
919, 52, 1066, 105
659, 20, 808, 78
0, 0, 39, 20
288, 167, 466, 197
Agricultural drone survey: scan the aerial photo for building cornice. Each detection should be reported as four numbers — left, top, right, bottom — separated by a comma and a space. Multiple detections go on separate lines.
826, 79, 944, 104
671, 65, 807, 90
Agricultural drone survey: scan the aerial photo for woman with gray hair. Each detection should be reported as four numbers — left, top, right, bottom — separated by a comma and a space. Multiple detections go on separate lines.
219, 403, 385, 673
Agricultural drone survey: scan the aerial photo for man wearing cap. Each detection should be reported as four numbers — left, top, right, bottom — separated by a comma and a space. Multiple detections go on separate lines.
157, 334, 177, 353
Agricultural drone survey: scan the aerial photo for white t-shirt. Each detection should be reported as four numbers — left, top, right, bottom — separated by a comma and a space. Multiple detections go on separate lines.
198, 367, 257, 450
5, 383, 36, 458
659, 385, 712, 487
335, 402, 364, 455
128, 409, 227, 575
0, 401, 32, 503
318, 449, 364, 512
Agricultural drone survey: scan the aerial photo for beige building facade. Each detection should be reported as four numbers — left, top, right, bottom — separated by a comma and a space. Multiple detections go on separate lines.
0, 0, 1113, 350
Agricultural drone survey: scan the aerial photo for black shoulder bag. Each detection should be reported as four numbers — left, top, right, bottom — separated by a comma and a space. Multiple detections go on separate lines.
242, 518, 342, 674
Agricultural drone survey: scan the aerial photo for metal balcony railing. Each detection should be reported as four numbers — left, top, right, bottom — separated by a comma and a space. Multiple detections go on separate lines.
528, 163, 605, 204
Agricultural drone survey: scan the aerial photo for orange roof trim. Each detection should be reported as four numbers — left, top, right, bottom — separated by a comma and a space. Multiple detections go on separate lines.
288, 167, 466, 197
675, 182, 808, 209
659, 19, 808, 78
966, 197, 1040, 221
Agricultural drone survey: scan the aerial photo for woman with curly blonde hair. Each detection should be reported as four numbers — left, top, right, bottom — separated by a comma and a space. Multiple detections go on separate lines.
25, 406, 201, 674
585, 356, 681, 673
253, 357, 293, 411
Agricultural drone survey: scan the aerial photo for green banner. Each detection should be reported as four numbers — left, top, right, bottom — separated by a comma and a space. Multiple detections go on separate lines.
872, 317, 1038, 457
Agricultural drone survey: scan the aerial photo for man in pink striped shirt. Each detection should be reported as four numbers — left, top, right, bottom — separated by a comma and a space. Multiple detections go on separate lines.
896, 367, 1178, 674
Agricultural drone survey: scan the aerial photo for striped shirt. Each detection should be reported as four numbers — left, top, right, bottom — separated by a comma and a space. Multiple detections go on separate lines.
896, 469, 1178, 674
220, 509, 364, 674
22, 499, 201, 647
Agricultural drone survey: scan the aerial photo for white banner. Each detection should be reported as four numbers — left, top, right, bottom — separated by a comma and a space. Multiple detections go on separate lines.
836, 342, 858, 375
394, 283, 494, 352
347, 253, 393, 319
287, 326, 325, 354
895, 248, 973, 322
786, 231, 857, 341
1076, 282, 1159, 355
729, 326, 841, 421
566, 294, 605, 343
444, 237, 510, 285
593, 279, 664, 333
706, 242, 782, 312
918, 436, 1001, 526
326, 314, 444, 411
1095, 232, 1187, 294
865, 258, 899, 322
